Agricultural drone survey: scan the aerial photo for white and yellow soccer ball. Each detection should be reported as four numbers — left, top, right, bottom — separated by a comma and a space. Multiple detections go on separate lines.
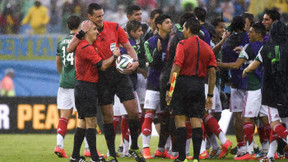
115, 54, 133, 72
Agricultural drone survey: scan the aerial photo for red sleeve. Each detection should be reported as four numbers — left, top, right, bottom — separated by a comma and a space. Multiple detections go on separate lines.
173, 42, 185, 68
208, 49, 217, 68
117, 25, 129, 44
84, 46, 102, 65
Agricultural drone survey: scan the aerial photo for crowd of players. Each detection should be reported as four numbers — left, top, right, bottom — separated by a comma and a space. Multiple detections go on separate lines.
53, 2, 288, 162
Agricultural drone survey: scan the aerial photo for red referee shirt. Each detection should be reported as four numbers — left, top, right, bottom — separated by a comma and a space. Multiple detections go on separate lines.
174, 36, 217, 78
93, 21, 129, 60
75, 40, 102, 83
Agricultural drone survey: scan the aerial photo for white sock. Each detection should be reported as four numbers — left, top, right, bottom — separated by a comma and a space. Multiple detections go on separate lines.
261, 140, 270, 151
123, 138, 129, 156
200, 139, 206, 154
247, 140, 254, 154
209, 134, 220, 150
186, 138, 191, 155
218, 132, 227, 145
57, 134, 64, 149
142, 134, 151, 148
84, 137, 89, 151
165, 136, 171, 151
206, 137, 211, 150
267, 140, 278, 158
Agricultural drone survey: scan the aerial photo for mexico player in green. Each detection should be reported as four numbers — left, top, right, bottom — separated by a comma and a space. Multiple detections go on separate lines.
54, 15, 82, 159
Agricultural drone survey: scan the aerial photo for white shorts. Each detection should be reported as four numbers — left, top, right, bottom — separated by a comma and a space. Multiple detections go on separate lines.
263, 105, 281, 123
242, 89, 268, 118
136, 73, 147, 104
57, 87, 76, 111
230, 88, 246, 112
205, 85, 222, 113
144, 90, 161, 111
113, 91, 142, 116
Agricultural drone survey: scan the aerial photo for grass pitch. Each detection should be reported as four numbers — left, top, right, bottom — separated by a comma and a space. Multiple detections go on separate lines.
0, 134, 286, 162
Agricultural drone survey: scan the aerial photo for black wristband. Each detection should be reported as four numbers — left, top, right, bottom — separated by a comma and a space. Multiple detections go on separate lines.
133, 59, 139, 62
166, 82, 171, 91
207, 94, 213, 97
113, 54, 118, 60
76, 30, 85, 39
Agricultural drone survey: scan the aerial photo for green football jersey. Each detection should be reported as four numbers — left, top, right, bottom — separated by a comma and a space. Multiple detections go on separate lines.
56, 34, 76, 88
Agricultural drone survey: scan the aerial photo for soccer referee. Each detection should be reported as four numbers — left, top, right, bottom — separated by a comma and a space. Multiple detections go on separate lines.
166, 18, 217, 162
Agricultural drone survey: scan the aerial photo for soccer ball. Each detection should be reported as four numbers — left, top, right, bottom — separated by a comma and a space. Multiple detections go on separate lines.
115, 54, 133, 72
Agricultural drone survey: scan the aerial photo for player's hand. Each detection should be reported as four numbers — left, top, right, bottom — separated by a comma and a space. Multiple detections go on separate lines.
242, 68, 248, 78
222, 31, 230, 40
166, 91, 172, 105
157, 38, 162, 52
81, 20, 93, 33
233, 46, 243, 55
205, 97, 213, 111
122, 61, 139, 74
113, 47, 120, 57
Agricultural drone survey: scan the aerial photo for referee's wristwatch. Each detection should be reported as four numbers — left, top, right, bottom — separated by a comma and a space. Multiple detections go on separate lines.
207, 94, 213, 98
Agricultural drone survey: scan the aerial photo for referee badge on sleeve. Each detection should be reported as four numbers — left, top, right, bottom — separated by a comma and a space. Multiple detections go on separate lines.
110, 42, 116, 52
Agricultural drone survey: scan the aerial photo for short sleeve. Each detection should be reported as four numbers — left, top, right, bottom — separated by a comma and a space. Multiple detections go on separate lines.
117, 25, 129, 44
238, 44, 249, 60
255, 46, 264, 63
173, 41, 185, 68
208, 49, 217, 68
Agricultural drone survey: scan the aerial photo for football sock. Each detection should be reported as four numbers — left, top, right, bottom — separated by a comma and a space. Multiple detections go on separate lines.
103, 123, 116, 157
129, 119, 140, 149
258, 125, 266, 144
158, 112, 170, 149
121, 116, 129, 142
86, 128, 99, 161
264, 123, 271, 141
186, 138, 191, 155
72, 128, 86, 159
113, 116, 121, 133
200, 138, 206, 154
84, 138, 89, 151
57, 117, 68, 148
192, 128, 203, 161
141, 111, 154, 136
176, 127, 187, 161
267, 140, 277, 158
273, 123, 288, 140
208, 134, 219, 150
237, 139, 246, 147
186, 121, 192, 139
165, 136, 171, 151
204, 114, 222, 136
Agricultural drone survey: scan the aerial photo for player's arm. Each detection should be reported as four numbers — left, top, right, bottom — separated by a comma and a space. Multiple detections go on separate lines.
242, 60, 261, 78
121, 42, 139, 74
217, 58, 246, 69
206, 67, 216, 110
56, 56, 62, 75
67, 20, 92, 53
98, 48, 121, 71
212, 31, 230, 55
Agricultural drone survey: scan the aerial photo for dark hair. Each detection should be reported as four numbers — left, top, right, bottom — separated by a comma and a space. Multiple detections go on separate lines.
211, 17, 225, 28
126, 20, 142, 33
264, 9, 280, 21
230, 16, 245, 32
251, 22, 266, 38
242, 13, 254, 25
155, 14, 171, 30
179, 12, 196, 27
67, 15, 81, 30
150, 9, 163, 19
194, 7, 206, 22
88, 3, 102, 15
126, 5, 141, 16
184, 17, 201, 34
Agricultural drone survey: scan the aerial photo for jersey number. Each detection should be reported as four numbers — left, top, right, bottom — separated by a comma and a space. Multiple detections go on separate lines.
62, 46, 74, 66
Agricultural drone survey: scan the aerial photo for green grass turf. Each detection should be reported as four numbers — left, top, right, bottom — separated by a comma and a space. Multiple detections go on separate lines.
0, 134, 286, 162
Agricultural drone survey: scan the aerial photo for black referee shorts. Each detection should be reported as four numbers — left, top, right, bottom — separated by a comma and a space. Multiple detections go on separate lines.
98, 67, 135, 106
170, 76, 205, 118
75, 81, 98, 119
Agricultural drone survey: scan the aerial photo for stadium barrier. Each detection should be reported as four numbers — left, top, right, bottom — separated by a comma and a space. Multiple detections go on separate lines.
0, 97, 104, 134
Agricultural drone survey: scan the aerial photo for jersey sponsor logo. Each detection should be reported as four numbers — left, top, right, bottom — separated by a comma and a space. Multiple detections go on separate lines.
0, 104, 10, 129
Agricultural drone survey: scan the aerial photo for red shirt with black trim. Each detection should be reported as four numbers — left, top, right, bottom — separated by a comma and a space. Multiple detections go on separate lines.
75, 40, 102, 83
93, 21, 128, 61
174, 36, 216, 78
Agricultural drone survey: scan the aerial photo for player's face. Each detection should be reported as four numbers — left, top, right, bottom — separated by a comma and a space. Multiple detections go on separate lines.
262, 14, 273, 30
160, 18, 172, 33
87, 23, 99, 42
248, 27, 257, 42
215, 22, 225, 38
131, 27, 143, 40
129, 10, 142, 22
244, 18, 252, 32
88, 9, 104, 29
